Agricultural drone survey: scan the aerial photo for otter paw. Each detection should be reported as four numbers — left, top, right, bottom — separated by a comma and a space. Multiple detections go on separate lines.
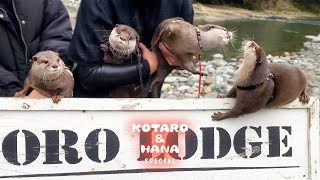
299, 91, 310, 104
100, 44, 109, 52
211, 112, 225, 121
200, 70, 208, 76
217, 94, 228, 98
14, 91, 26, 98
52, 95, 64, 104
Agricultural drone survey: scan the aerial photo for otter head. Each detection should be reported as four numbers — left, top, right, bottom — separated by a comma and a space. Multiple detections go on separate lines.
197, 24, 233, 48
31, 51, 65, 81
235, 41, 268, 85
243, 41, 267, 64
108, 24, 139, 59
158, 20, 233, 76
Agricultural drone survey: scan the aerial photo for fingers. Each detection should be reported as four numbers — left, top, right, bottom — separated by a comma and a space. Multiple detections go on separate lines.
139, 43, 148, 52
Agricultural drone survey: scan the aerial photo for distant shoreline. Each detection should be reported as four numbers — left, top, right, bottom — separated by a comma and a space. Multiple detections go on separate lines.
193, 4, 320, 22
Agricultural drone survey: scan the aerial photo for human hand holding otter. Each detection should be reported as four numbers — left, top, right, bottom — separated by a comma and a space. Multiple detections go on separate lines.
159, 42, 180, 67
139, 43, 158, 75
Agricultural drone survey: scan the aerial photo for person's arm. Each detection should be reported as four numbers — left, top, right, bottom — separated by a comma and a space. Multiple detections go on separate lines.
68, 0, 157, 92
38, 0, 72, 66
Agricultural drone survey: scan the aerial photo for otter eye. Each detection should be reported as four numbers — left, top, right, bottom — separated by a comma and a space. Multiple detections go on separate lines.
32, 57, 37, 61
115, 24, 119, 27
128, 37, 131, 40
43, 60, 49, 64
210, 25, 215, 29
223, 28, 227, 31
57, 58, 60, 62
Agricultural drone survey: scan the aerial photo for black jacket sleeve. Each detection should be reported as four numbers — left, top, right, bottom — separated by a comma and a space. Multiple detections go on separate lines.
68, 0, 150, 92
78, 60, 150, 91
0, 65, 21, 96
38, 0, 73, 66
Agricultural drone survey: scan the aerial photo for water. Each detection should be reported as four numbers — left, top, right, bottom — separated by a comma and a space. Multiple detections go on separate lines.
194, 17, 320, 60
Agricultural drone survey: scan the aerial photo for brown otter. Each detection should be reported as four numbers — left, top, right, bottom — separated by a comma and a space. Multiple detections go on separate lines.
211, 41, 309, 120
149, 17, 234, 97
14, 51, 74, 103
99, 24, 144, 98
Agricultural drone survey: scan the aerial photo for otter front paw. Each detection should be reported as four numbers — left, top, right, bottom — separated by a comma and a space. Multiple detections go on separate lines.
52, 95, 64, 104
14, 91, 26, 98
211, 112, 225, 121
100, 44, 109, 53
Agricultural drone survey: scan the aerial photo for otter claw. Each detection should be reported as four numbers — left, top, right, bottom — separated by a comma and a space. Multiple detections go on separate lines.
52, 95, 64, 104
211, 112, 224, 121
14, 91, 26, 98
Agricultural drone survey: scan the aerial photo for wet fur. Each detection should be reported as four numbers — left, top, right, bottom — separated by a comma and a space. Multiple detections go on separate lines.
212, 41, 309, 120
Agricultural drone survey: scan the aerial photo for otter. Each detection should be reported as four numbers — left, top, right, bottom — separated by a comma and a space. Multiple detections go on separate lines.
149, 17, 233, 97
14, 51, 74, 103
211, 41, 309, 121
99, 24, 145, 98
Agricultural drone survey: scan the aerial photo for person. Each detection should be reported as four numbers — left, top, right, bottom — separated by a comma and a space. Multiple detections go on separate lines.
0, 0, 72, 97
68, 0, 194, 97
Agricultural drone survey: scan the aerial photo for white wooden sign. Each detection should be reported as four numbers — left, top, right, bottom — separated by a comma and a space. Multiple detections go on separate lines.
0, 97, 318, 180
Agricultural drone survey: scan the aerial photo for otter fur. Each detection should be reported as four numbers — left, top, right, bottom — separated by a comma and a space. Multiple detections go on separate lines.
14, 51, 74, 103
211, 41, 309, 120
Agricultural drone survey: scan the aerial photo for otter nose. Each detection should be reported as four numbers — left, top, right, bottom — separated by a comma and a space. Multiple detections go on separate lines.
120, 36, 126, 41
52, 65, 58, 69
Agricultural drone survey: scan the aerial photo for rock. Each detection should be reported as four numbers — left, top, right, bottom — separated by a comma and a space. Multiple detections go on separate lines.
204, 76, 215, 85
305, 35, 316, 40
229, 58, 237, 62
282, 52, 290, 57
203, 86, 212, 94
204, 92, 219, 98
161, 84, 171, 92
178, 86, 191, 93
212, 59, 227, 67
164, 76, 177, 83
213, 53, 224, 60
187, 87, 197, 94
177, 77, 188, 82
185, 93, 199, 98
215, 75, 224, 83
312, 37, 320, 43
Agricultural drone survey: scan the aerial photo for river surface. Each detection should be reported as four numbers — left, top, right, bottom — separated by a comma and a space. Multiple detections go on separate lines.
194, 17, 320, 60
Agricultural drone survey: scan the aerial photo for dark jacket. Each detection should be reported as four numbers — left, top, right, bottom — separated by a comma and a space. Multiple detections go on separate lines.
68, 0, 194, 97
0, 0, 72, 96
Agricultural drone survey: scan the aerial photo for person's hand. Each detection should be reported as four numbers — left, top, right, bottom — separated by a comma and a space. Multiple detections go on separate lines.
27, 90, 47, 98
159, 42, 180, 67
139, 43, 158, 75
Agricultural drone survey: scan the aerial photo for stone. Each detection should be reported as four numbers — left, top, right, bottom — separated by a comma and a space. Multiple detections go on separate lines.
213, 53, 224, 60
282, 52, 290, 57
312, 37, 320, 43
161, 84, 171, 92
204, 92, 219, 98
164, 76, 177, 83
178, 85, 191, 93
305, 35, 316, 40
203, 86, 212, 94
177, 77, 188, 82
204, 76, 215, 85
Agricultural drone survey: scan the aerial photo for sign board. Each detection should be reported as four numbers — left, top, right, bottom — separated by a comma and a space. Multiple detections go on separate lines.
0, 97, 318, 179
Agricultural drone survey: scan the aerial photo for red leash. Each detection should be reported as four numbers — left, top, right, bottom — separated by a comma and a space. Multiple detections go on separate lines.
195, 27, 203, 98
198, 54, 202, 98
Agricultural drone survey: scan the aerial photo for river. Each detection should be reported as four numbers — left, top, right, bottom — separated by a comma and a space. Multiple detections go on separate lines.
194, 17, 320, 60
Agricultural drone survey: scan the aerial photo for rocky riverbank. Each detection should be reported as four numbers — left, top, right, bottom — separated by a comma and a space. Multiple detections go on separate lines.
161, 35, 320, 98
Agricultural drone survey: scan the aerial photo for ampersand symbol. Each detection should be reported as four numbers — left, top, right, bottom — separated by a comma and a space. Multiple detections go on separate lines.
155, 134, 165, 143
